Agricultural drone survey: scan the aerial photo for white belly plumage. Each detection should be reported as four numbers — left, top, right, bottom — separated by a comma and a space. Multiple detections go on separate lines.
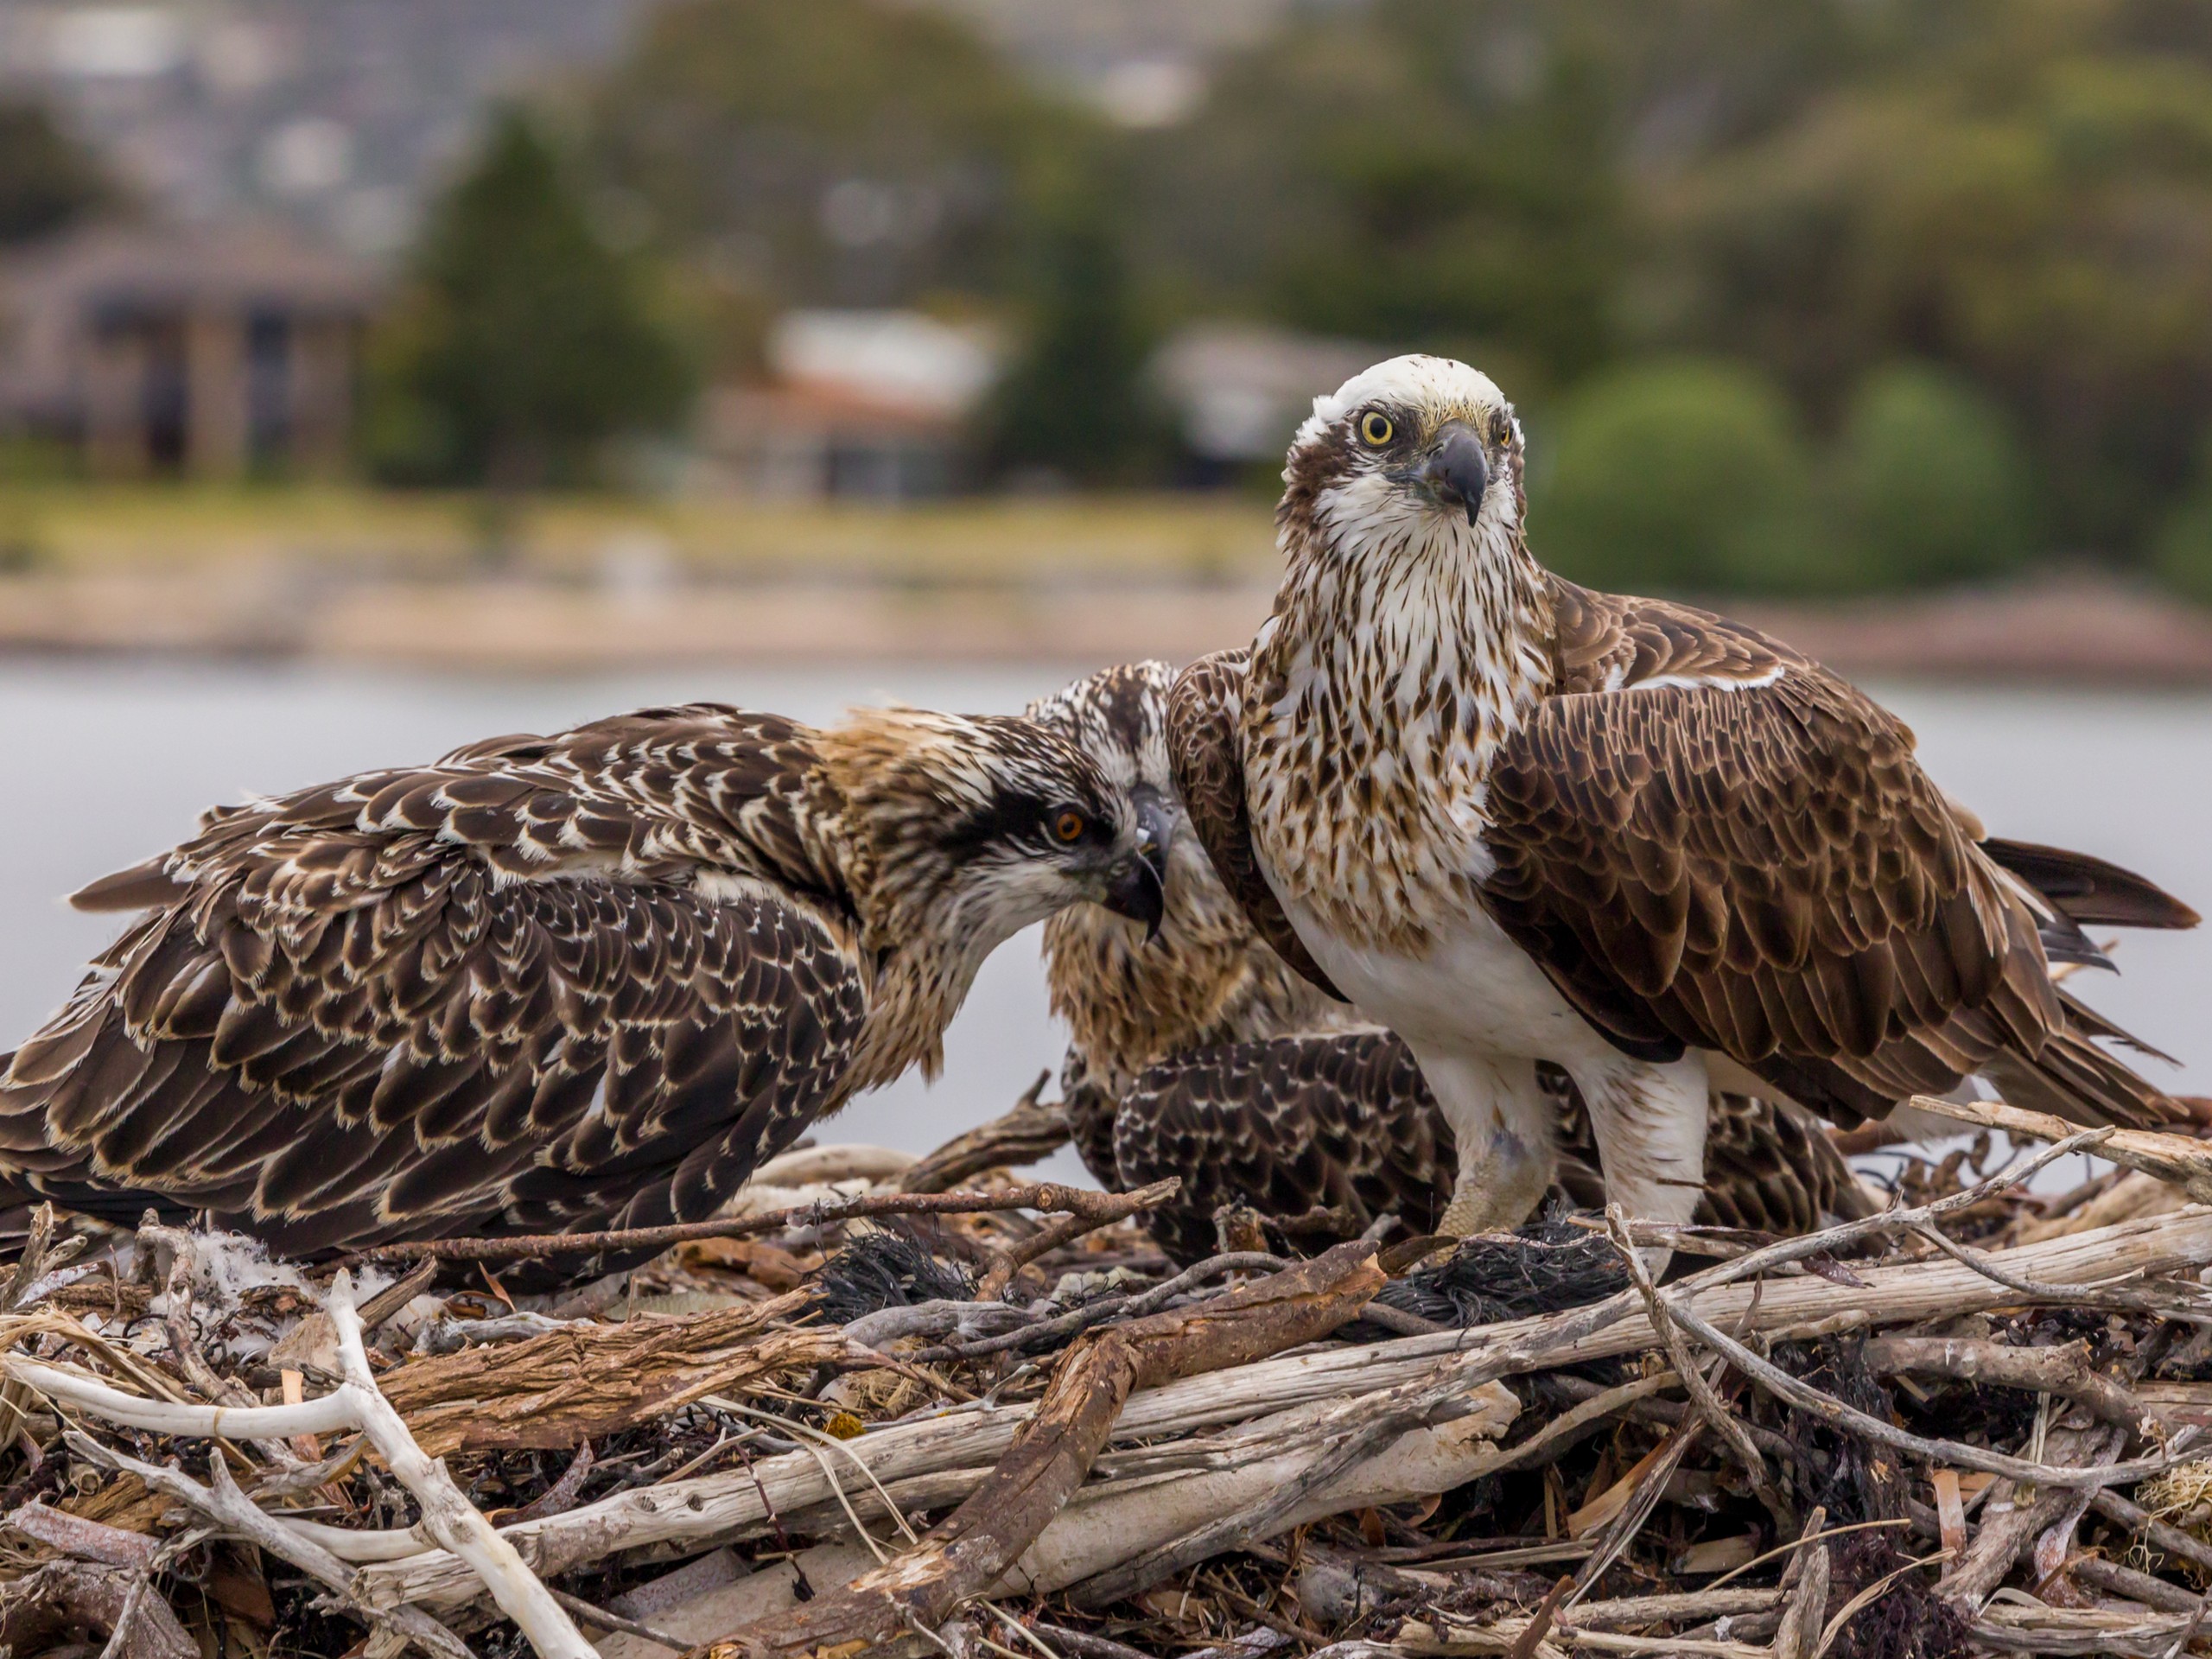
1278, 888, 1617, 1070
1271, 878, 1715, 1235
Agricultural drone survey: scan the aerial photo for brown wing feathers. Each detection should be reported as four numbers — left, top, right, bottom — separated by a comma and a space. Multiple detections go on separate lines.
1166, 650, 1346, 1001
0, 705, 872, 1261
1981, 837, 2200, 932
1111, 1033, 1453, 1263
1488, 583, 2182, 1130
1111, 1033, 1874, 1264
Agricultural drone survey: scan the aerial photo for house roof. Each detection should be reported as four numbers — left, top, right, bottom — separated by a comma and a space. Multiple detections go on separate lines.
1151, 321, 1388, 462
0, 219, 379, 315
0, 219, 379, 418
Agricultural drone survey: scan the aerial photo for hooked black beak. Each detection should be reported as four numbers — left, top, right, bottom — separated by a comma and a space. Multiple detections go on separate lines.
1100, 849, 1166, 939
1417, 422, 1489, 524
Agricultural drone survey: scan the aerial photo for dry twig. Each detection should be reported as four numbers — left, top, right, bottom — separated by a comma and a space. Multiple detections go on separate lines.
351, 1180, 1178, 1266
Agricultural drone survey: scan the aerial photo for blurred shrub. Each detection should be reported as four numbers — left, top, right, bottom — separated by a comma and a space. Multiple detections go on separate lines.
1121, 0, 2212, 563
2152, 442, 2212, 606
366, 110, 694, 489
1834, 363, 2040, 588
0, 99, 111, 245
1530, 359, 1827, 593
1660, 48, 2212, 558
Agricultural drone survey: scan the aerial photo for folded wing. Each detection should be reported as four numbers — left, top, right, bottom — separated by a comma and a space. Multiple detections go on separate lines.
1484, 583, 2177, 1129
0, 706, 869, 1257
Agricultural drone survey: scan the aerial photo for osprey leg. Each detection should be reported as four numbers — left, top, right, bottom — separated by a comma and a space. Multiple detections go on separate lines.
1570, 1052, 1712, 1243
1413, 1049, 1556, 1236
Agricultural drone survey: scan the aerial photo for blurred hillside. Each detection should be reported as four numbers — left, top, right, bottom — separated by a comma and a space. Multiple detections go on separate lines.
10, 0, 2212, 605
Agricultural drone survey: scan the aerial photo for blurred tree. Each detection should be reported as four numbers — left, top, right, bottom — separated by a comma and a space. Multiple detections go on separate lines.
976, 175, 1164, 486
1834, 363, 2041, 588
0, 100, 111, 245
1122, 0, 2212, 576
366, 110, 694, 489
1132, 0, 1900, 394
1529, 358, 1827, 594
590, 0, 1084, 320
1654, 14, 2212, 559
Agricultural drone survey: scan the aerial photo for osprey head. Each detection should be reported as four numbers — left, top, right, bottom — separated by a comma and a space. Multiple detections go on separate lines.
1026, 659, 1180, 907
822, 707, 1166, 951
1282, 354, 1522, 552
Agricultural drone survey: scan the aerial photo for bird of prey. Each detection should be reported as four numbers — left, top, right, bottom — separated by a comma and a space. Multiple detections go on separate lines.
0, 702, 1165, 1262
1028, 661, 1360, 1182
1170, 354, 2197, 1237
1032, 662, 1878, 1265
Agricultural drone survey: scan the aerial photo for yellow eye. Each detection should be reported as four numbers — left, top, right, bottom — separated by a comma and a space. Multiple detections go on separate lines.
1494, 417, 1515, 448
1359, 410, 1395, 447
1052, 809, 1088, 844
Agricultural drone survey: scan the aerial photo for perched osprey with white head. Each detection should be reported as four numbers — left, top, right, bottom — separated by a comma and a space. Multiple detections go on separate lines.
1170, 355, 2196, 1236
1033, 661, 1880, 1263
0, 702, 1164, 1264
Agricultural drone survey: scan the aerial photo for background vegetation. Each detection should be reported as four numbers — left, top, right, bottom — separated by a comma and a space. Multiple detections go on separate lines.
17, 0, 2212, 598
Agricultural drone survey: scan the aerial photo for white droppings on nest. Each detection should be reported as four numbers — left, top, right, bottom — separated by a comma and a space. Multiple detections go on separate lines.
144, 1230, 399, 1317
1048, 1266, 1149, 1306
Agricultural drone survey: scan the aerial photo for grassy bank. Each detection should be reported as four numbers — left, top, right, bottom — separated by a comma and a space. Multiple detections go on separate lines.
0, 484, 1281, 586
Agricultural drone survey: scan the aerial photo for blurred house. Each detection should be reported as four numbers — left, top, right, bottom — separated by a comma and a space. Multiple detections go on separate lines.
1152, 322, 1386, 480
0, 220, 378, 478
698, 310, 1000, 500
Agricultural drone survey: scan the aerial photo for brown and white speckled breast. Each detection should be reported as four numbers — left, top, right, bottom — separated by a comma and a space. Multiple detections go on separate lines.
1240, 520, 1553, 957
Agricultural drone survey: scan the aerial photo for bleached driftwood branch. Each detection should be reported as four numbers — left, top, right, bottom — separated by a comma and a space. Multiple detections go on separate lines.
745, 1143, 917, 1188
323, 1269, 595, 1659
573, 1393, 1524, 1656
1909, 1093, 2212, 1203
67, 1430, 473, 1659
350, 1179, 1179, 1266
687, 1240, 1387, 1659
357, 1202, 2212, 1612
12, 1269, 595, 1659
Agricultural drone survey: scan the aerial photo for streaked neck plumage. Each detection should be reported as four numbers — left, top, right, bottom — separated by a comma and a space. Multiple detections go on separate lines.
1243, 488, 1555, 953
806, 724, 1052, 1096
1045, 834, 1354, 1095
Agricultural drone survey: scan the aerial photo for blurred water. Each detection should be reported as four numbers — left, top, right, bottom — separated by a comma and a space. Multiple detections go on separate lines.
1, 659, 2207, 1195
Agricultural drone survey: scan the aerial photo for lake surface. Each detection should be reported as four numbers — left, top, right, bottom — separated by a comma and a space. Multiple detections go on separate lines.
3, 658, 2208, 1192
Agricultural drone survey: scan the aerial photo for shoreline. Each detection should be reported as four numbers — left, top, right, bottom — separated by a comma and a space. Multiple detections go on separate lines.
2, 569, 2209, 683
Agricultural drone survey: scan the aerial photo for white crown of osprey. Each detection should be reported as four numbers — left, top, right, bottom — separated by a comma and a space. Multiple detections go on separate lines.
1291, 353, 1513, 461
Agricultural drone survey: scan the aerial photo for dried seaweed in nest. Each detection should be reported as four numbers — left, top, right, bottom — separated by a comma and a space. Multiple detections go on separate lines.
1824, 1528, 1973, 1659
804, 1226, 974, 1326
1369, 1217, 1628, 1329
1775, 1335, 1912, 1526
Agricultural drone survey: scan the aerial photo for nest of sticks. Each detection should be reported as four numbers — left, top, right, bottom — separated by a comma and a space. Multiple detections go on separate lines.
10, 1092, 2212, 1657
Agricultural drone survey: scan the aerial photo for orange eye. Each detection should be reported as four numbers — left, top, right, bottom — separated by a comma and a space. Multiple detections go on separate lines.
1359, 410, 1395, 446
1052, 809, 1087, 844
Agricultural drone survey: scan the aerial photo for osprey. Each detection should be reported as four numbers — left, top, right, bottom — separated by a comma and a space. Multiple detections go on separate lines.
1170, 355, 2196, 1236
1033, 661, 1879, 1264
0, 702, 1164, 1262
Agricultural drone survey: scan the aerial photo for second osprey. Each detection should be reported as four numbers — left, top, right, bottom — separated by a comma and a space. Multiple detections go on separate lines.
1171, 354, 2196, 1236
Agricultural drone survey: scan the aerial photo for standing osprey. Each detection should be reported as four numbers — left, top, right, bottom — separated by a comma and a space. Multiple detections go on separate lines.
1033, 662, 1878, 1263
0, 702, 1164, 1260
1171, 355, 2196, 1236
